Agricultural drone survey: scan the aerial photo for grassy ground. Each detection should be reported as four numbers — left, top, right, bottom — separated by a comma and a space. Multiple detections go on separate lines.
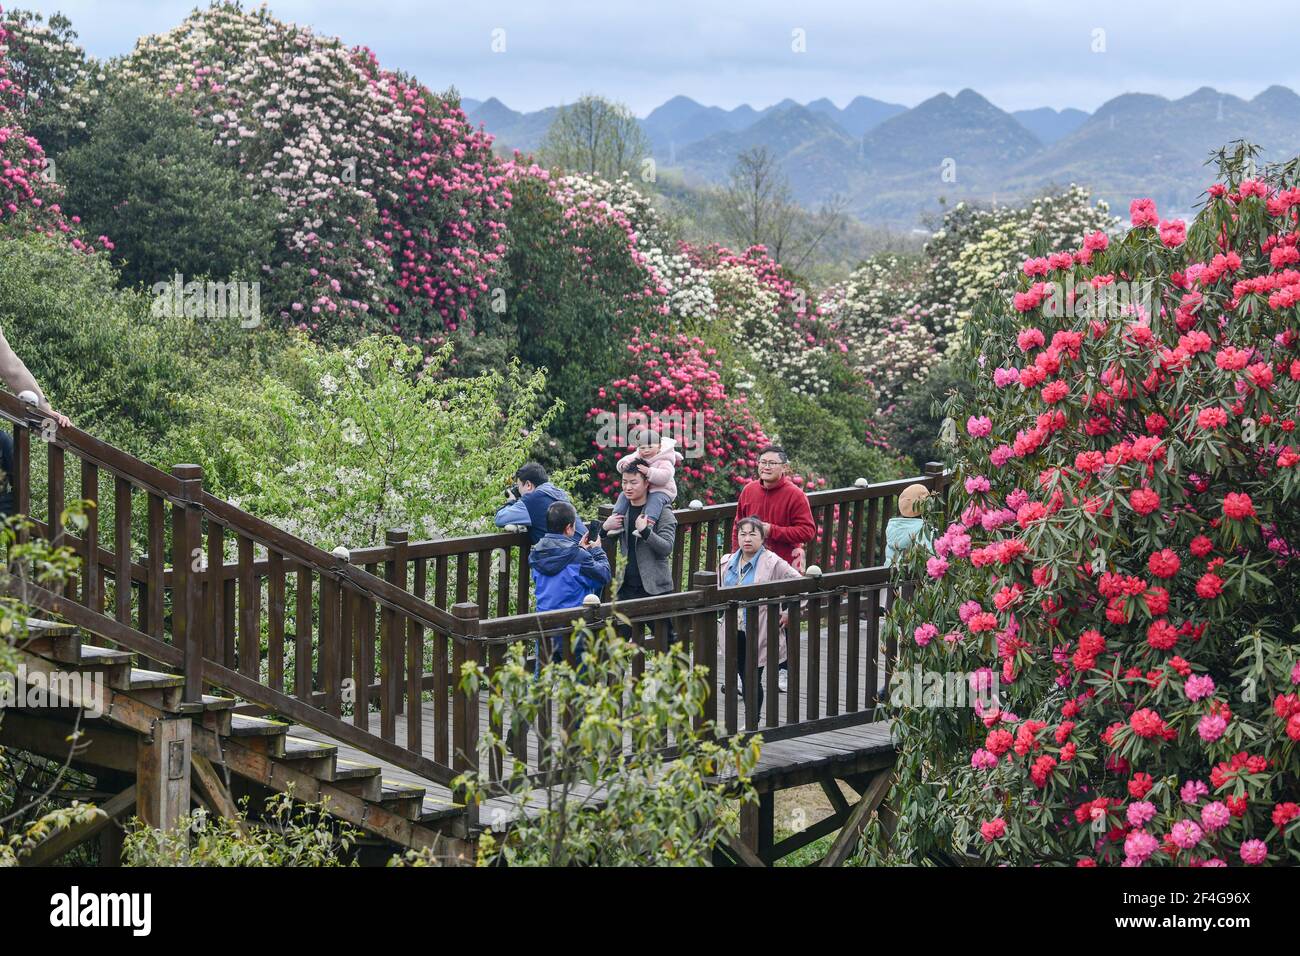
767, 781, 860, 866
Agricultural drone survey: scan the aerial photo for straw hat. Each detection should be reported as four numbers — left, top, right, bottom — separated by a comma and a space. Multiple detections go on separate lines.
897, 483, 930, 518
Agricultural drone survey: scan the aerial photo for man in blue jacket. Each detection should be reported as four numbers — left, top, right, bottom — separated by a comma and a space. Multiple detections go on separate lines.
494, 461, 587, 545
530, 500, 611, 670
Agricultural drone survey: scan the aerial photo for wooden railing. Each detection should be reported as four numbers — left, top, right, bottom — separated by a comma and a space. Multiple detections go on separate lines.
2, 388, 948, 815
342, 463, 947, 612
0, 391, 465, 788
455, 567, 921, 788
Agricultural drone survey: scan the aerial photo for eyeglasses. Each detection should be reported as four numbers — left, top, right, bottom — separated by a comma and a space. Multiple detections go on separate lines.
758, 459, 784, 467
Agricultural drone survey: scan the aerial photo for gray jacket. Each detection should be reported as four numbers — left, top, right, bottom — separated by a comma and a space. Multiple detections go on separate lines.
610, 504, 676, 595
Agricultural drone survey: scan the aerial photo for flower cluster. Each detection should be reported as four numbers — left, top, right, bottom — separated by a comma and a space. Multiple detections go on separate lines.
587, 330, 773, 505
108, 3, 509, 339
891, 153, 1300, 867
694, 243, 841, 396
0, 7, 106, 253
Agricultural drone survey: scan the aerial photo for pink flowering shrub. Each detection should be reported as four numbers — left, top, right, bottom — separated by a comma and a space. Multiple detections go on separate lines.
111, 3, 508, 339
0, 7, 106, 252
891, 146, 1300, 866
587, 330, 774, 506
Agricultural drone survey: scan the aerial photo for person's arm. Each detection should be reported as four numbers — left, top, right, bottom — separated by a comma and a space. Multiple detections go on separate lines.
765, 492, 816, 547
0, 327, 45, 406
642, 509, 676, 558
0, 327, 68, 426
579, 545, 612, 589
494, 496, 530, 528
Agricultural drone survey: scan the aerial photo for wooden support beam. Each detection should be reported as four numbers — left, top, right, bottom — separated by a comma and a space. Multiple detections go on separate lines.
136, 716, 191, 833
191, 753, 245, 831
765, 808, 846, 864
737, 789, 774, 862
720, 832, 767, 867
818, 767, 892, 867
819, 775, 851, 818
20, 785, 137, 867
0, 709, 137, 774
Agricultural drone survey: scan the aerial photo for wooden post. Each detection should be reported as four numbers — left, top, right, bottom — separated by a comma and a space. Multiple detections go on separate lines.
691, 571, 718, 733
172, 465, 204, 703
136, 717, 191, 835
383, 529, 408, 728
451, 601, 480, 831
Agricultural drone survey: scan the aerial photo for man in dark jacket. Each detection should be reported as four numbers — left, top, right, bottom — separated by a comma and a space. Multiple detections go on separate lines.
530, 501, 611, 669
495, 461, 587, 545
603, 461, 678, 645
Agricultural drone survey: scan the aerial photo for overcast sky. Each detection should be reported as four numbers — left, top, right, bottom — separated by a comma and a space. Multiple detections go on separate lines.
17, 0, 1300, 115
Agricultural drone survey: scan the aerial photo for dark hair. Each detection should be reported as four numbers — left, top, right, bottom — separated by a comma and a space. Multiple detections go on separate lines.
619, 457, 649, 476
546, 500, 577, 534
515, 462, 549, 486
735, 515, 767, 538
757, 445, 788, 463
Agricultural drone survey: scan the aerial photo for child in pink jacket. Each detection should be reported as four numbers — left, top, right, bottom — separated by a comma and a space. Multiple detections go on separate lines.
606, 428, 682, 539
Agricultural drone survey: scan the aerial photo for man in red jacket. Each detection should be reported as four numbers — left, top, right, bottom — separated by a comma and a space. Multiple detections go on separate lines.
732, 446, 816, 694
733, 445, 816, 569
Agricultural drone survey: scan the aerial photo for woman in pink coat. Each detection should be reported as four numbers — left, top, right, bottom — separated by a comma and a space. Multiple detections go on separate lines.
719, 516, 804, 712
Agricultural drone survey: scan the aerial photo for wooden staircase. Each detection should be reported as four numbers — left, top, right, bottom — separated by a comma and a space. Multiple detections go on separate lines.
4, 618, 470, 863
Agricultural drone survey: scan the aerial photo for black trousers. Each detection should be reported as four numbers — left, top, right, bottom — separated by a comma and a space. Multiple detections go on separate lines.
735, 627, 765, 714
617, 578, 679, 647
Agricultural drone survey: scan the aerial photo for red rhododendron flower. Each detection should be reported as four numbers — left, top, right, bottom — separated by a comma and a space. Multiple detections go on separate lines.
1148, 549, 1180, 578
1129, 488, 1161, 515
1222, 493, 1255, 520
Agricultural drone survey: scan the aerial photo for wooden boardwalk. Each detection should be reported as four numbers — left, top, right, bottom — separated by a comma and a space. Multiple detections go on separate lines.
290, 616, 896, 826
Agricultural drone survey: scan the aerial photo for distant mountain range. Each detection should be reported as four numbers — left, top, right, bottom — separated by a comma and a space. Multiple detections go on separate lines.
461, 87, 1300, 227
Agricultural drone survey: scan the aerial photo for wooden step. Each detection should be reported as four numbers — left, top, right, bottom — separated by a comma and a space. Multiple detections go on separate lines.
199, 695, 238, 735
128, 668, 184, 690
227, 712, 290, 758
276, 735, 338, 779
228, 713, 290, 737
21, 619, 82, 663
328, 758, 383, 800
378, 780, 427, 821
76, 644, 136, 668
122, 667, 184, 711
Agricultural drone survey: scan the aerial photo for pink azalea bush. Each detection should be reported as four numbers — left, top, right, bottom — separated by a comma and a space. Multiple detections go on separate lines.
0, 8, 106, 252
891, 147, 1300, 866
111, 3, 509, 339
587, 330, 775, 506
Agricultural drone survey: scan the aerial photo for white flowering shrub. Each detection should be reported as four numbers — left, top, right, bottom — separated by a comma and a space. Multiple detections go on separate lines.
547, 170, 715, 323
173, 334, 569, 549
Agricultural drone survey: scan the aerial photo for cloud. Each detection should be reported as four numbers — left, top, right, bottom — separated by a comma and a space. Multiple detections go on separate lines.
18, 0, 1300, 115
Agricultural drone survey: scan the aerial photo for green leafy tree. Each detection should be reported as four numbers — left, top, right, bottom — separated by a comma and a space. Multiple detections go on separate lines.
540, 94, 650, 180
174, 334, 573, 549
59, 81, 280, 289
455, 621, 760, 866
501, 172, 668, 454
0, 230, 286, 465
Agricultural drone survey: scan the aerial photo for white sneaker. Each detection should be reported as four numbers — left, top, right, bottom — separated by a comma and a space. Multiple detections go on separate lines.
778, 669, 788, 693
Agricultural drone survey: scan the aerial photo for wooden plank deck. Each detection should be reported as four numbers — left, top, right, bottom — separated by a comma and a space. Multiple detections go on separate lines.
290, 616, 897, 827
